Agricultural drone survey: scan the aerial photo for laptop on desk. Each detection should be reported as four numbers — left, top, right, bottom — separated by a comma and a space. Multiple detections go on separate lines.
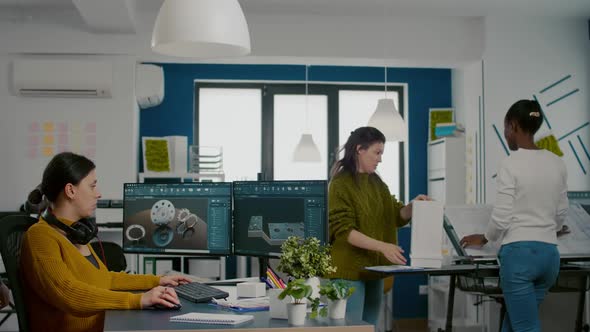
444, 215, 498, 264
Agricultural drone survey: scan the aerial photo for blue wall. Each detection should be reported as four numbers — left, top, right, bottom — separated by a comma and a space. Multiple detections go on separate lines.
141, 63, 452, 318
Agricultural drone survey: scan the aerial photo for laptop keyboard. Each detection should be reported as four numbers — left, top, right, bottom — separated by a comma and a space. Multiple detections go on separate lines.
175, 282, 229, 303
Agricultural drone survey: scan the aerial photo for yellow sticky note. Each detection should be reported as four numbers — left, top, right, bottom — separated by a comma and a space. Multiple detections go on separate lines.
42, 146, 54, 157
144, 139, 171, 172
43, 135, 55, 145
42, 122, 55, 132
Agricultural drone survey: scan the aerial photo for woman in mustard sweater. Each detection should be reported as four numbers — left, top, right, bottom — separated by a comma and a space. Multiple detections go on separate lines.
328, 127, 429, 325
21, 152, 191, 332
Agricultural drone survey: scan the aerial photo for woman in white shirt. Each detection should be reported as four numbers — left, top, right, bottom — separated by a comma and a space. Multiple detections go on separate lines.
461, 99, 568, 332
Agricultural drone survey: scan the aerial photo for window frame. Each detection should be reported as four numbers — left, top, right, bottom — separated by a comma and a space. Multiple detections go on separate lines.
194, 81, 405, 201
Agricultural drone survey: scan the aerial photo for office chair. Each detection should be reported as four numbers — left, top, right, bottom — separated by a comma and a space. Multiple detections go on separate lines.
90, 241, 127, 272
0, 214, 38, 332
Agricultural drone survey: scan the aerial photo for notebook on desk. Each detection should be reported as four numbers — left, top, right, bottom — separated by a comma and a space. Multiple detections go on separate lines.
170, 312, 254, 325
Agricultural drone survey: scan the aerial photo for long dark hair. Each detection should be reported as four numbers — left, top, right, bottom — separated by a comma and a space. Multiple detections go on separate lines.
330, 126, 386, 181
36, 152, 96, 204
505, 99, 544, 135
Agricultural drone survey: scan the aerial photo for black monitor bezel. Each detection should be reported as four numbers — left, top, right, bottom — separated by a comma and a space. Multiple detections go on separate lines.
231, 180, 329, 258
122, 182, 233, 256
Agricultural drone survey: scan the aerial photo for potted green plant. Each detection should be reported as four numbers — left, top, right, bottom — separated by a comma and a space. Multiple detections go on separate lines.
278, 279, 312, 325
277, 236, 336, 300
319, 280, 355, 319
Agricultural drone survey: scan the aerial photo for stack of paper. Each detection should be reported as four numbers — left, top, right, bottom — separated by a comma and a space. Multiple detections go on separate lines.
410, 201, 445, 268
211, 297, 269, 312
170, 312, 254, 325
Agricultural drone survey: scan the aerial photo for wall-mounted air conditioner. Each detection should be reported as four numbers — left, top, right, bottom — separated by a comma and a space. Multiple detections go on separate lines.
12, 59, 113, 98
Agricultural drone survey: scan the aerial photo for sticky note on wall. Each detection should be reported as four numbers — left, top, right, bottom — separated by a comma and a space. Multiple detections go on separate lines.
142, 137, 171, 172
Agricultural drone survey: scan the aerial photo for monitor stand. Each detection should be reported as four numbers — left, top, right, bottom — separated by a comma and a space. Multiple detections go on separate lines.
258, 257, 269, 278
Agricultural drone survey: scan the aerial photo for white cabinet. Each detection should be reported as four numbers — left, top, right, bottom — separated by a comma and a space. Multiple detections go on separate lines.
427, 137, 466, 204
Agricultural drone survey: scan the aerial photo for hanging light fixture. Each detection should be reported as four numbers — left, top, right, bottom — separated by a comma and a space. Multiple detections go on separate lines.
367, 68, 407, 142
151, 0, 251, 58
367, 1, 407, 142
293, 65, 321, 162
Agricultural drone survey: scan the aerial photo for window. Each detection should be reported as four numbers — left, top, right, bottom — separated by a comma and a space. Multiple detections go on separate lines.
195, 82, 404, 200
339, 90, 401, 198
273, 94, 328, 180
197, 87, 261, 182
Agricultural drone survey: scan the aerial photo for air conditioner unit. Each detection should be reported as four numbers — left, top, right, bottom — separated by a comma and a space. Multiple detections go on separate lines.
136, 64, 164, 108
12, 59, 113, 98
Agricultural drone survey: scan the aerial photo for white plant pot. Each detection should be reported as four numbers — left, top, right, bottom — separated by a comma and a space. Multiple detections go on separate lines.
328, 299, 347, 319
287, 303, 307, 325
268, 288, 290, 319
305, 277, 321, 301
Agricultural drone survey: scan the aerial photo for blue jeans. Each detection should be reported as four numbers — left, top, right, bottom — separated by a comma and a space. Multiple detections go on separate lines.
333, 279, 384, 326
498, 241, 560, 332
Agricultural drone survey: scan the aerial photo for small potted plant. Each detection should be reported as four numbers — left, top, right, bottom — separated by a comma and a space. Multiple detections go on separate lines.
319, 280, 355, 319
278, 279, 312, 325
277, 236, 336, 300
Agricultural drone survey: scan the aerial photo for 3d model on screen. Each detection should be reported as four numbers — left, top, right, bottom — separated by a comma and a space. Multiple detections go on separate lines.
248, 215, 304, 245
150, 199, 176, 225
176, 208, 204, 239
125, 224, 146, 243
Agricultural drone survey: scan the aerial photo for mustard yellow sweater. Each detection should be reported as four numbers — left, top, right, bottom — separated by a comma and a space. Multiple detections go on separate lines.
21, 218, 161, 332
328, 172, 408, 280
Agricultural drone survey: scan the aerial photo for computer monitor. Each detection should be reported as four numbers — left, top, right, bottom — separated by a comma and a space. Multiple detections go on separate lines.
122, 182, 232, 255
232, 180, 328, 258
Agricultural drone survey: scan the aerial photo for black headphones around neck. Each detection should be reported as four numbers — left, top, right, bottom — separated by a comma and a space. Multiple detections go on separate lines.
42, 209, 98, 245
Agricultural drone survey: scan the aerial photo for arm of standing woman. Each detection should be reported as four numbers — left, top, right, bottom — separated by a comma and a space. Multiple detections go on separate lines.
484, 164, 515, 243
347, 230, 407, 265
399, 194, 431, 222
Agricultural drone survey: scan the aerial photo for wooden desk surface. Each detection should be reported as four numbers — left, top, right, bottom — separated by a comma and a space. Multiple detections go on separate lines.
105, 300, 373, 332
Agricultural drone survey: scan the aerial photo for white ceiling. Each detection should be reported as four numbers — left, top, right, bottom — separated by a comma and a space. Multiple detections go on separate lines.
240, 0, 590, 17
0, 0, 587, 66
1, 0, 590, 20
0, 0, 71, 8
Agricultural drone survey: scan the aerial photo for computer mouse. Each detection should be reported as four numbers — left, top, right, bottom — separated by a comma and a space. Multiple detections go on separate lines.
152, 302, 182, 310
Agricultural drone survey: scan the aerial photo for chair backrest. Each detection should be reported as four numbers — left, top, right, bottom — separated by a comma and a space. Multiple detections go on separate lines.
90, 241, 127, 272
0, 214, 37, 332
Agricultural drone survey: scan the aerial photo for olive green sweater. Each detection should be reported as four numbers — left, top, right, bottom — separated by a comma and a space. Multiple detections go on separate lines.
328, 171, 408, 280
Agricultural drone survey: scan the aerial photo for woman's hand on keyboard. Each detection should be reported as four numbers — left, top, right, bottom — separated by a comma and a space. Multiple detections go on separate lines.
141, 286, 180, 309
159, 275, 192, 287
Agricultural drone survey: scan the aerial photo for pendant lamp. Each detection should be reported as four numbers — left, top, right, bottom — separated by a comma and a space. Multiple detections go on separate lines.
293, 65, 321, 162
367, 67, 407, 142
151, 0, 251, 58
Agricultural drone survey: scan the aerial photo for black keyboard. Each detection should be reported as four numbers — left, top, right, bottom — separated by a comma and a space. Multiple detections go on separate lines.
175, 282, 229, 303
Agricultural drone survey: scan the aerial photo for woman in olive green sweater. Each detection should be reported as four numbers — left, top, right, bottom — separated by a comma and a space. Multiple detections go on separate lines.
328, 127, 429, 325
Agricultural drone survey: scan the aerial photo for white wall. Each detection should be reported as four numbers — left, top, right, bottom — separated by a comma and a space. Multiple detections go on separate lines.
0, 9, 486, 211
247, 14, 485, 66
452, 61, 483, 204
0, 54, 139, 210
483, 17, 590, 200
2, 9, 587, 211
0, 9, 485, 68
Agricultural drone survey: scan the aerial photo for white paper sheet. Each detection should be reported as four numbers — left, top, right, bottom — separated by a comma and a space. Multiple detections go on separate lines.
410, 201, 445, 267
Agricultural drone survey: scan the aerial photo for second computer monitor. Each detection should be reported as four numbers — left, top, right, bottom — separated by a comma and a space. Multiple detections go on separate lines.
233, 180, 328, 257
123, 182, 232, 255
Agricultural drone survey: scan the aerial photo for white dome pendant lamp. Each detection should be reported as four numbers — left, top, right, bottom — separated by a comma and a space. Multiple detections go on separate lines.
293, 65, 321, 162
151, 0, 251, 58
367, 66, 407, 142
